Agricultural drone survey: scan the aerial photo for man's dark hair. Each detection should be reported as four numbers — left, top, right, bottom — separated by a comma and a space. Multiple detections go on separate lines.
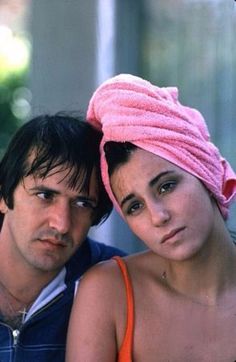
0, 112, 112, 228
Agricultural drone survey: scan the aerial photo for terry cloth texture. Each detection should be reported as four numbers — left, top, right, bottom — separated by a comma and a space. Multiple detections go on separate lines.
87, 73, 236, 219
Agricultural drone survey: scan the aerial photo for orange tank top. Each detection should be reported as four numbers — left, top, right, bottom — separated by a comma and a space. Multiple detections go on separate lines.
113, 256, 134, 362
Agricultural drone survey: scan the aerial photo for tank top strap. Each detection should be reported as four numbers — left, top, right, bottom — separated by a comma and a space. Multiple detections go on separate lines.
113, 256, 134, 362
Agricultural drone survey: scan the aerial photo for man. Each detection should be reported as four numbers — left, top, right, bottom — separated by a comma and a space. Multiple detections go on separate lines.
0, 113, 125, 361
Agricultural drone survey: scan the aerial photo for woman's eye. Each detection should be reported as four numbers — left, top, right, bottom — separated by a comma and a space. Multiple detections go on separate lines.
159, 181, 176, 194
126, 201, 142, 215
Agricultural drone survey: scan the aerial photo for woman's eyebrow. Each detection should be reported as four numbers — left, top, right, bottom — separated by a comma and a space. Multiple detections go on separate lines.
120, 171, 175, 208
149, 170, 175, 187
120, 193, 135, 209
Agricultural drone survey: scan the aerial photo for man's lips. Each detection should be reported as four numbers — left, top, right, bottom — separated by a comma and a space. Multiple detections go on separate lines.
161, 227, 186, 244
38, 238, 67, 248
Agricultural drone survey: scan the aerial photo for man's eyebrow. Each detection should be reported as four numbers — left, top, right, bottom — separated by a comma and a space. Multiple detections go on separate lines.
28, 185, 60, 194
120, 170, 175, 208
29, 186, 98, 203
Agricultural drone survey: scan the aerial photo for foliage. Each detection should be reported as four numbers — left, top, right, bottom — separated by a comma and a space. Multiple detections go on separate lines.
0, 71, 28, 157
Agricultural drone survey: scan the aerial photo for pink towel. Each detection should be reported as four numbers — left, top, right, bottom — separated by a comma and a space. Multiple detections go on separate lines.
87, 73, 236, 219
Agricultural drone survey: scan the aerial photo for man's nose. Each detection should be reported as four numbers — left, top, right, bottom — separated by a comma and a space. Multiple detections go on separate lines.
48, 201, 71, 234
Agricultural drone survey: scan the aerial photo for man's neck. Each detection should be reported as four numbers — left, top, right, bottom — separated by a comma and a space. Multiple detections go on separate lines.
0, 248, 61, 328
0, 262, 63, 329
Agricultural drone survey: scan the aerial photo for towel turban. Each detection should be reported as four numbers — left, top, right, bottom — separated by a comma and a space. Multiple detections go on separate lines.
87, 73, 236, 219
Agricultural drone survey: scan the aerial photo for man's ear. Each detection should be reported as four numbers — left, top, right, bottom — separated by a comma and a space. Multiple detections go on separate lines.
0, 199, 9, 214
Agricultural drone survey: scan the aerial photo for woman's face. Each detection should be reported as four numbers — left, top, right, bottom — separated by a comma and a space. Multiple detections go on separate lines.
110, 148, 217, 261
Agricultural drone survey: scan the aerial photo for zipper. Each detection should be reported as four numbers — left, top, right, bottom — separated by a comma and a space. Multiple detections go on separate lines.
27, 292, 64, 320
14, 293, 64, 347
0, 292, 64, 349
0, 322, 20, 349
12, 329, 20, 346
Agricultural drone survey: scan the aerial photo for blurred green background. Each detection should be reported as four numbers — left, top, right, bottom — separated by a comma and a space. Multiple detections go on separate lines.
0, 0, 30, 157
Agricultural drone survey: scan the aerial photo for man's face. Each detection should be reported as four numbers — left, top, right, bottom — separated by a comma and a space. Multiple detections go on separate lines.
0, 165, 99, 274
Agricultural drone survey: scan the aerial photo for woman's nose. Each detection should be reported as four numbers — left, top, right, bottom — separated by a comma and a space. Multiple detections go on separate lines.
148, 200, 170, 227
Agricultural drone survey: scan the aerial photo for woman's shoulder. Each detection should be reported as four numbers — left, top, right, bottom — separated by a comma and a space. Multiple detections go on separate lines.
124, 250, 167, 280
77, 255, 129, 298
78, 250, 166, 296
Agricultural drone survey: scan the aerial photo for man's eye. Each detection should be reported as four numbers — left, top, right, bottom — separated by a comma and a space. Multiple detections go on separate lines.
36, 191, 53, 200
159, 181, 176, 194
74, 199, 97, 209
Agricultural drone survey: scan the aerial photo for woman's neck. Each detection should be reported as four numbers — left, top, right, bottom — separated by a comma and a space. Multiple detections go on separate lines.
162, 225, 236, 307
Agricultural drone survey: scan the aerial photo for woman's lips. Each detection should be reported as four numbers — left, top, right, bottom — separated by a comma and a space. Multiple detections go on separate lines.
161, 227, 186, 244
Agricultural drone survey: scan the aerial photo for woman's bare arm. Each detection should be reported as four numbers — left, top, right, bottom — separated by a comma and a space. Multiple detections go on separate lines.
66, 261, 118, 362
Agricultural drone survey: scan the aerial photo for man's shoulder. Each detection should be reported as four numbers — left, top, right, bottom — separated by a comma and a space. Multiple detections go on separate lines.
88, 237, 126, 260
65, 237, 126, 283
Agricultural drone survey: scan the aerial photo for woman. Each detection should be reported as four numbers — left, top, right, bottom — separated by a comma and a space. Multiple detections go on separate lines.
66, 74, 236, 361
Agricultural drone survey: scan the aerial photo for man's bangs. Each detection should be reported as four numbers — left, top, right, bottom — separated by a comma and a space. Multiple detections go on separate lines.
24, 147, 94, 193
